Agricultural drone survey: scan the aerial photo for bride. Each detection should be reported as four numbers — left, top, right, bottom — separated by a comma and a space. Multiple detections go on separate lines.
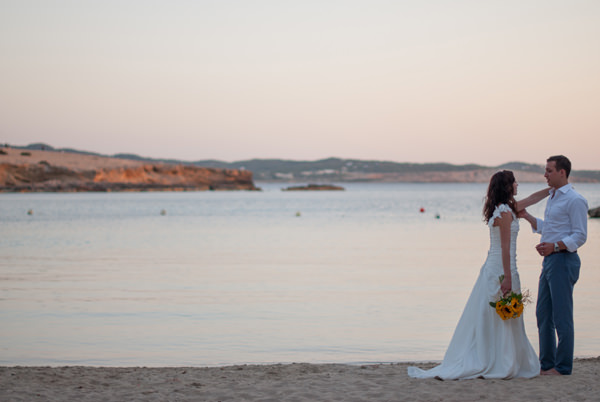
408, 170, 548, 380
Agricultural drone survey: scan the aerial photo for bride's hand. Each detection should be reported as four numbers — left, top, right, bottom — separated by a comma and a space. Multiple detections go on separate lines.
501, 276, 512, 296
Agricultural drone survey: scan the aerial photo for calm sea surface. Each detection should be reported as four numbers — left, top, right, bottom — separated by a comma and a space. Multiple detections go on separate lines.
1, 182, 599, 367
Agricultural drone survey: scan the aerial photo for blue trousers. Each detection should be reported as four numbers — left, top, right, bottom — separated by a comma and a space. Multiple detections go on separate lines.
537, 252, 580, 375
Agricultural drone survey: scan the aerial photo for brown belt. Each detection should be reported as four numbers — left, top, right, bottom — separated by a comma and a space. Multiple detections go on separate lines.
550, 249, 576, 255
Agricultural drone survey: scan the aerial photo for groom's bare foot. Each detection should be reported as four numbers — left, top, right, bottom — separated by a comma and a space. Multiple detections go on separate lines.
541, 368, 562, 376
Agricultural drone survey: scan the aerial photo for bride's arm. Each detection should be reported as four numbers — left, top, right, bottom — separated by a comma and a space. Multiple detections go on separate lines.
515, 187, 550, 211
498, 211, 513, 295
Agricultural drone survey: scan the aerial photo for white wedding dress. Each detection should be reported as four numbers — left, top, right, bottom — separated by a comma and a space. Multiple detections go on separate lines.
408, 204, 540, 380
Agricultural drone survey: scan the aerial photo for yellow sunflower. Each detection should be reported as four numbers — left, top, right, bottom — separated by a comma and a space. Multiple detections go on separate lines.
513, 302, 524, 318
500, 304, 514, 320
495, 301, 505, 318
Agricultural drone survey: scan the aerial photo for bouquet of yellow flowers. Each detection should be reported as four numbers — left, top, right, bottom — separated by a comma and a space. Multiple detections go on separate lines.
489, 275, 530, 320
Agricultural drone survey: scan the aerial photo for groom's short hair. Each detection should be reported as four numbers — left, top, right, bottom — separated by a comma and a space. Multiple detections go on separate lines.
548, 155, 571, 177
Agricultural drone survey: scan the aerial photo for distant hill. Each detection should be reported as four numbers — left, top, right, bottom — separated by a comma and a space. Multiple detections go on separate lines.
166, 157, 599, 183
5, 143, 600, 183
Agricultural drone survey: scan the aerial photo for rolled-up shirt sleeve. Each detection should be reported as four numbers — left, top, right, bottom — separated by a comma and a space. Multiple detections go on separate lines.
534, 218, 544, 234
562, 197, 588, 252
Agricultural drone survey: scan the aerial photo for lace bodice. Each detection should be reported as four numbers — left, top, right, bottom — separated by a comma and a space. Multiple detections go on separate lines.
487, 204, 519, 272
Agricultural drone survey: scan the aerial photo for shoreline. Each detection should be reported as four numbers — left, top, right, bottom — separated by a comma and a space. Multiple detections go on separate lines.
2, 358, 599, 401
3, 353, 600, 368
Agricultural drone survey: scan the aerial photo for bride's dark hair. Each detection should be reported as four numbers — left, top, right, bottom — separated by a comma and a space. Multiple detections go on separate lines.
483, 170, 517, 223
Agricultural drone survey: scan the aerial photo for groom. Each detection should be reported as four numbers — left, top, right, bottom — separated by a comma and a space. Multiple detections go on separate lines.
520, 155, 588, 376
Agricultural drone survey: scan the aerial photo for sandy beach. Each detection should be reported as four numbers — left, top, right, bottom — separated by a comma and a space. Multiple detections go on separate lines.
2, 358, 599, 401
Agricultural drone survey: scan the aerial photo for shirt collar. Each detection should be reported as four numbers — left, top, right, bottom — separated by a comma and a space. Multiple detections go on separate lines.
551, 183, 572, 196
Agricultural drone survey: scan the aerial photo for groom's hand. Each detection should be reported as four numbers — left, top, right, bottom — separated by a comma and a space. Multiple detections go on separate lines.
536, 242, 551, 256
518, 209, 538, 230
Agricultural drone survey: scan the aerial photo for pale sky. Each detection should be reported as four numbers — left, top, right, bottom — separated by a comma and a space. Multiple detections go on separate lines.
1, 1, 599, 169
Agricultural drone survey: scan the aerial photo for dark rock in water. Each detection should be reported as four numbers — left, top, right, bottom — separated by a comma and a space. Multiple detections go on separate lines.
589, 206, 600, 218
282, 184, 345, 191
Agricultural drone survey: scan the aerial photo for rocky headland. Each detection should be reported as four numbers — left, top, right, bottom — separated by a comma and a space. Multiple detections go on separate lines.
0, 148, 258, 192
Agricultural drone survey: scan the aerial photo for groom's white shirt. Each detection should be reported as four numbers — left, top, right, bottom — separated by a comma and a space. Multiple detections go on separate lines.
534, 183, 588, 252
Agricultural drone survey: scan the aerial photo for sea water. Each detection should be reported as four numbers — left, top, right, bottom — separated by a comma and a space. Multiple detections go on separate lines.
1, 183, 599, 366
